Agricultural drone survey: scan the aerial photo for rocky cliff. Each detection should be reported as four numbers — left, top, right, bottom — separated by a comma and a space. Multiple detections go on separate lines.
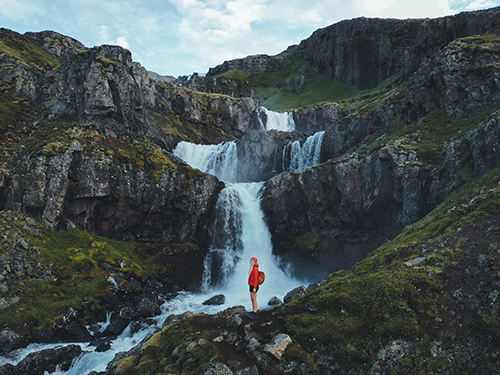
295, 6, 500, 89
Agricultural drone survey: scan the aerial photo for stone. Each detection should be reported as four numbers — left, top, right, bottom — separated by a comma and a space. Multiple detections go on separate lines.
203, 294, 226, 306
268, 296, 282, 306
263, 333, 292, 360
284, 286, 308, 303
7, 344, 82, 375
0, 329, 27, 354
203, 361, 234, 375
405, 257, 426, 266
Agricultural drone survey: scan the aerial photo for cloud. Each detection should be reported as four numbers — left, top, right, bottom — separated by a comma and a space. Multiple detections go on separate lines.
450, 0, 500, 11
116, 37, 130, 49
380, 0, 448, 18
0, 0, 40, 21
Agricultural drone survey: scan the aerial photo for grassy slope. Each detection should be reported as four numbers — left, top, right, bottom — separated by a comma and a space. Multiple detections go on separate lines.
213, 52, 401, 112
285, 164, 500, 373
0, 29, 60, 70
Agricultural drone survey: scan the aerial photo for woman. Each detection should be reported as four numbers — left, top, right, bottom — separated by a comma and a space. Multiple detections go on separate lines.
248, 257, 259, 319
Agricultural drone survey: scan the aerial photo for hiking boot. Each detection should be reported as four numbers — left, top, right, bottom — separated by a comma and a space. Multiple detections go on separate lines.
248, 312, 257, 319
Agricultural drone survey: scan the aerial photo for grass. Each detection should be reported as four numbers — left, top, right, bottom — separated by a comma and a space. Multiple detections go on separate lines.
0, 226, 157, 329
0, 30, 60, 70
0, 91, 32, 134
284, 163, 500, 370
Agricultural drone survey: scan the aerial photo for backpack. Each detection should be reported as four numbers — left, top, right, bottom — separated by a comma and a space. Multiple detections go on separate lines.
258, 271, 265, 285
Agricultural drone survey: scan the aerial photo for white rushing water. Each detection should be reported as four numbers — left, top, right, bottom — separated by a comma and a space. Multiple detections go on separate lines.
284, 131, 325, 171
256, 107, 296, 132
174, 141, 238, 182
170, 141, 301, 315
0, 138, 306, 374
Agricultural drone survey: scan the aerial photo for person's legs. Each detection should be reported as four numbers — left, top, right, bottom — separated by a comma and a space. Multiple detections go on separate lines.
250, 291, 258, 313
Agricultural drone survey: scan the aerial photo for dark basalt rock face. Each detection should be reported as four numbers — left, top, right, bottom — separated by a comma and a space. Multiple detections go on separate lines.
5, 144, 224, 244
294, 7, 500, 90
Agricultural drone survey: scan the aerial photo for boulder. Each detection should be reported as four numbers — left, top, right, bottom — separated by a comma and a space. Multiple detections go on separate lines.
263, 333, 292, 360
0, 344, 82, 375
0, 329, 27, 355
268, 296, 282, 306
203, 294, 226, 306
284, 286, 308, 303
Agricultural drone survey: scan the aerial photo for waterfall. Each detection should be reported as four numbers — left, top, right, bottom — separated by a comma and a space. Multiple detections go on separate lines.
174, 141, 238, 182
169, 141, 300, 314
284, 131, 325, 171
256, 107, 296, 132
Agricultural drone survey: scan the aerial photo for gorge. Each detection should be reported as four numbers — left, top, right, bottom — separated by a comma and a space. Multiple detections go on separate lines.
0, 6, 500, 375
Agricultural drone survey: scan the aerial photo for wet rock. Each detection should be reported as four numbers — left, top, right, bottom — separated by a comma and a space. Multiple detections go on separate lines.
95, 339, 112, 352
203, 294, 226, 306
104, 318, 129, 336
137, 297, 162, 318
284, 286, 308, 303
0, 344, 82, 375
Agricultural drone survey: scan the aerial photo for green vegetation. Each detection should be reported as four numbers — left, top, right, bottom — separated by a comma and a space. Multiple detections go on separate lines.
390, 109, 493, 168
285, 164, 500, 370
0, 90, 32, 134
111, 319, 218, 375
0, 30, 60, 70
0, 225, 156, 329
294, 232, 320, 254
212, 51, 402, 112
115, 139, 179, 183
262, 74, 360, 111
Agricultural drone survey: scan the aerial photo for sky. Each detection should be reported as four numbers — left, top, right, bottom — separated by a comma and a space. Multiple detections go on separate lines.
0, 0, 499, 78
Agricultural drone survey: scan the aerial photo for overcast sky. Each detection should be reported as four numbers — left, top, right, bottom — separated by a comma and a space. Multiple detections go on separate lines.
1, 0, 499, 77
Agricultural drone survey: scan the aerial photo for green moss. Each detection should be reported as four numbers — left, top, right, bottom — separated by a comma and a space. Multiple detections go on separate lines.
0, 31, 60, 70
115, 139, 178, 183
97, 54, 118, 66
113, 320, 218, 375
168, 243, 199, 256
0, 91, 32, 134
284, 164, 500, 368
0, 227, 156, 329
286, 264, 440, 367
114, 355, 141, 375
294, 232, 320, 253
40, 141, 70, 156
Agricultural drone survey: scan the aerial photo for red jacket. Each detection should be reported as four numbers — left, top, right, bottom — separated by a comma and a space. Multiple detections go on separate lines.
248, 263, 259, 288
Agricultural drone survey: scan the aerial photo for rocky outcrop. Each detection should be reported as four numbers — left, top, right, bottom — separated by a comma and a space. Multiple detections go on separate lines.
292, 102, 346, 133
236, 130, 301, 182
4, 139, 223, 244
403, 33, 500, 124
24, 30, 87, 58
262, 107, 500, 274
262, 140, 431, 272
154, 81, 258, 142
43, 45, 158, 140
294, 7, 500, 89
207, 54, 295, 77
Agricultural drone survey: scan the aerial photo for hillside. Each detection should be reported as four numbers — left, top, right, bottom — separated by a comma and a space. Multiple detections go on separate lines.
0, 6, 499, 375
